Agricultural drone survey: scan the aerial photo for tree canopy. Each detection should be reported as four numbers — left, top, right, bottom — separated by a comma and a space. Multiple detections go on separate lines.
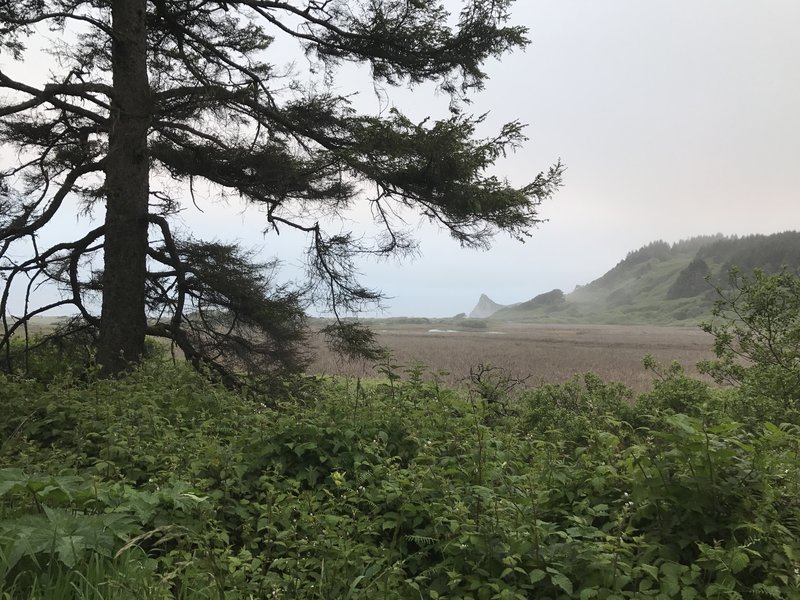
0, 0, 562, 382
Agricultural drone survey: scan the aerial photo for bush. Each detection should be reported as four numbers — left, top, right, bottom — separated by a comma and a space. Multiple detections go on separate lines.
700, 268, 800, 423
2, 353, 800, 598
636, 356, 717, 419
3, 331, 94, 384
459, 319, 489, 329
521, 372, 634, 444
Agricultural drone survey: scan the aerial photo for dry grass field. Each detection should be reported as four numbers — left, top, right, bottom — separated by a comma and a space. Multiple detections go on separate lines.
13, 317, 716, 392
308, 322, 716, 392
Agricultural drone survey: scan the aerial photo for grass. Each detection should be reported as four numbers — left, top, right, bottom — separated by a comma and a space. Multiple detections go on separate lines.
309, 322, 716, 392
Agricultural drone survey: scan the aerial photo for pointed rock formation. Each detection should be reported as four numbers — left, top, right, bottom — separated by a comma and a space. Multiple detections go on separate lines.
468, 294, 506, 318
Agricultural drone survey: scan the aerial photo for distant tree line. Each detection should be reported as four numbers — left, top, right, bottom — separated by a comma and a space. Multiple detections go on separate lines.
697, 232, 800, 278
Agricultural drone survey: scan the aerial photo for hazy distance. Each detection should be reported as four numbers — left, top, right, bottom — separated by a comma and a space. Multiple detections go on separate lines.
184, 0, 800, 317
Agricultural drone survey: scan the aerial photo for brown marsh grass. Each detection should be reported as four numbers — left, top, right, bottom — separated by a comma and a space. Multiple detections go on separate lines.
308, 323, 716, 392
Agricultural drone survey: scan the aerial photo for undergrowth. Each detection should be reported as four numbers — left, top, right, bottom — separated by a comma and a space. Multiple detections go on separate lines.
1, 353, 799, 598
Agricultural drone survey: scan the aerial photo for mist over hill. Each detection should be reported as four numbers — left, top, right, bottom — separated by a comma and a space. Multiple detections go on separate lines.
471, 232, 800, 325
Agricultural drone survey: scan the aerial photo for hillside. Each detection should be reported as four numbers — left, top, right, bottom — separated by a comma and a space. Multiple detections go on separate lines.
468, 293, 516, 318
483, 232, 800, 325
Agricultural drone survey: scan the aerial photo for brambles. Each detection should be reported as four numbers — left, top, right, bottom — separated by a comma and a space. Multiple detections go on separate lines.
1, 353, 799, 598
520, 372, 634, 444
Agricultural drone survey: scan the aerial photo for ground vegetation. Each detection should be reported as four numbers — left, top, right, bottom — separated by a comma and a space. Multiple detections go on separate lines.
1, 269, 800, 598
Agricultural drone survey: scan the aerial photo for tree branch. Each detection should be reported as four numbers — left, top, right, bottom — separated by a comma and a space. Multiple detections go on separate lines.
0, 72, 110, 125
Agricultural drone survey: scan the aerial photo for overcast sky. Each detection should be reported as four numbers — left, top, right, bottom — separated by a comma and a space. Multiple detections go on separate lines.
4, 1, 800, 318
354, 0, 800, 316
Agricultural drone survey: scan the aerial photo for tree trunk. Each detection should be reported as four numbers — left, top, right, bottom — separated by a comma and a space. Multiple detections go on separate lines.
98, 0, 151, 375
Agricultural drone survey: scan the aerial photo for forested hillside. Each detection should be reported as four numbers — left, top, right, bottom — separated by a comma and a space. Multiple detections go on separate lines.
489, 232, 800, 325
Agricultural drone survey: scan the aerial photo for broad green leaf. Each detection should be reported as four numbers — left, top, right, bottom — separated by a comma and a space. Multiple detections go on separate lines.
641, 563, 659, 580
529, 569, 546, 584
729, 550, 749, 574
661, 576, 680, 597
550, 572, 573, 595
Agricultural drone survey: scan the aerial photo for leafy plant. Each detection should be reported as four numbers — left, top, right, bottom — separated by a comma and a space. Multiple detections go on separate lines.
521, 372, 634, 444
2, 349, 800, 598
700, 268, 800, 422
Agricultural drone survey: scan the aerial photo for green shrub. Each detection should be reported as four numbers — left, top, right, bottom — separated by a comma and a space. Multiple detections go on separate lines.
2, 357, 799, 598
3, 333, 94, 384
520, 372, 634, 444
459, 319, 489, 329
701, 269, 800, 415
636, 356, 717, 419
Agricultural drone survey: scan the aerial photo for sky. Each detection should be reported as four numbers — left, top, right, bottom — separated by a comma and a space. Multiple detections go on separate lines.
3, 1, 800, 318
195, 0, 800, 317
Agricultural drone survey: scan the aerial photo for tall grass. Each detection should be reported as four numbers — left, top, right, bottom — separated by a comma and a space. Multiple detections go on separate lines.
308, 323, 715, 392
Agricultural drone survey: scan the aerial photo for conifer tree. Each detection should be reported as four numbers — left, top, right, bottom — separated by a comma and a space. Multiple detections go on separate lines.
0, 0, 562, 381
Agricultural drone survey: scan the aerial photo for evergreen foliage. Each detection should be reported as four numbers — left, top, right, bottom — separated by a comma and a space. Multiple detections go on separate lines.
624, 240, 672, 265
669, 234, 726, 255
0, 0, 562, 380
585, 232, 800, 298
666, 258, 711, 299
584, 241, 671, 291
697, 231, 800, 276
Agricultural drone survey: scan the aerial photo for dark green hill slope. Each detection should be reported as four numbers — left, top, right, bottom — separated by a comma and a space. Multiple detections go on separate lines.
491, 232, 800, 325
